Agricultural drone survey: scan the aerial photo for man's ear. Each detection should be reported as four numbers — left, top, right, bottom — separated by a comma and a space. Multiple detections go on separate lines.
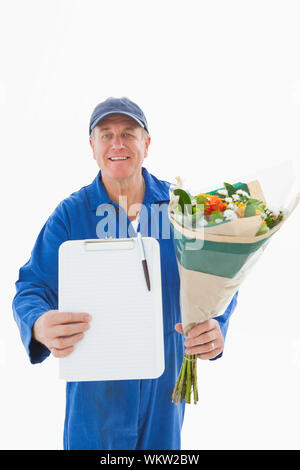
144, 136, 151, 158
89, 136, 96, 160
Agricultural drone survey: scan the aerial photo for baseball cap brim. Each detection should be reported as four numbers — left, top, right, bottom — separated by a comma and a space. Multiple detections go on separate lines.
90, 111, 146, 134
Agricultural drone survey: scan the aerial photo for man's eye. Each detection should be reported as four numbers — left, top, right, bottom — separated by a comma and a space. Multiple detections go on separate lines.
102, 134, 111, 139
123, 133, 132, 137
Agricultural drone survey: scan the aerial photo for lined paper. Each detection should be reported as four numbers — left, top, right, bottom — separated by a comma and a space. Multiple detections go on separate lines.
58, 238, 164, 381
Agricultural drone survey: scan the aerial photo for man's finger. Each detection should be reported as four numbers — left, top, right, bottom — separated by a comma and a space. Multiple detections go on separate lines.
197, 347, 222, 360
185, 329, 217, 348
187, 319, 216, 338
51, 345, 74, 358
186, 339, 220, 356
52, 332, 85, 350
50, 312, 92, 326
51, 321, 90, 338
174, 323, 183, 334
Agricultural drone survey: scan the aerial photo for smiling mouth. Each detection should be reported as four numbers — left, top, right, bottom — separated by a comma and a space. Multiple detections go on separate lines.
108, 157, 130, 161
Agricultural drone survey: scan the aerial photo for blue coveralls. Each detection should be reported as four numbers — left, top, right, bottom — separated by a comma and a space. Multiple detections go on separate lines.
12, 167, 238, 450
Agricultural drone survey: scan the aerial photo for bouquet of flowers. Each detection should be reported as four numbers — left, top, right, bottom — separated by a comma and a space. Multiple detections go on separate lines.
168, 177, 300, 405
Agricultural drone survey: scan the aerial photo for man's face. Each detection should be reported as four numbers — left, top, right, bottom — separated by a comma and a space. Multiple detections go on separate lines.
89, 114, 150, 182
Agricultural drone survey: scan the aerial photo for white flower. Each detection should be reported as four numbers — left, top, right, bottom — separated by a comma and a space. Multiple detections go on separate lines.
266, 205, 280, 217
223, 209, 238, 220
225, 197, 233, 203
236, 190, 250, 198
215, 218, 223, 224
226, 202, 238, 212
232, 194, 240, 201
202, 219, 208, 225
218, 189, 228, 196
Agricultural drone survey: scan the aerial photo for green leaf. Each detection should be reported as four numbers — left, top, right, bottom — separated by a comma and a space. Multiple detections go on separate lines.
256, 204, 265, 213
247, 198, 262, 205
209, 211, 225, 224
173, 189, 192, 214
195, 195, 208, 213
244, 202, 257, 217
196, 195, 207, 205
224, 182, 236, 197
256, 224, 270, 236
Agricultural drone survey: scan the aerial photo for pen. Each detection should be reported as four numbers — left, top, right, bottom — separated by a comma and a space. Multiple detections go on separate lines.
137, 232, 151, 291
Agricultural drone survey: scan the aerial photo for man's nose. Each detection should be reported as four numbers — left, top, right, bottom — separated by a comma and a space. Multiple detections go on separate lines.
111, 135, 125, 148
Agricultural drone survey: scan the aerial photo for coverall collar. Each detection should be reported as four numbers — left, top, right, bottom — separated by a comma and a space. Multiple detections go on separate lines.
86, 166, 170, 211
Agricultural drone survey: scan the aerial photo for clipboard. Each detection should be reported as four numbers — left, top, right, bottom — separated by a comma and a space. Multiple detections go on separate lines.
58, 237, 165, 382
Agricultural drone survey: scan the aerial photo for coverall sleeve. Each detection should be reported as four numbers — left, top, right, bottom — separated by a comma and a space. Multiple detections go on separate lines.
12, 203, 70, 364
212, 290, 238, 360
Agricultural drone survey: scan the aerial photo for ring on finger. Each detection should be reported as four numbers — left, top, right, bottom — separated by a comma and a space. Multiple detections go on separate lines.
211, 341, 215, 351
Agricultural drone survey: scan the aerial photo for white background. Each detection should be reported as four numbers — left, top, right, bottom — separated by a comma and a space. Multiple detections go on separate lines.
1, 0, 300, 450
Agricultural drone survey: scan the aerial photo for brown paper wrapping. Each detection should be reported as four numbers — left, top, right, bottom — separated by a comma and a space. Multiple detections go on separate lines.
170, 177, 300, 336
178, 246, 266, 336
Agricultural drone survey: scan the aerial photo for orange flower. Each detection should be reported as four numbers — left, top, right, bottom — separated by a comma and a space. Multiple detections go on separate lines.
205, 195, 227, 216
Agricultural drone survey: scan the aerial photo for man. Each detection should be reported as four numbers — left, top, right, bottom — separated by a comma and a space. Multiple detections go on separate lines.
12, 97, 238, 450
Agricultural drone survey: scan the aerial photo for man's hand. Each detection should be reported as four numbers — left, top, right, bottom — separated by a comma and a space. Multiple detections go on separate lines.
33, 310, 92, 358
175, 319, 224, 360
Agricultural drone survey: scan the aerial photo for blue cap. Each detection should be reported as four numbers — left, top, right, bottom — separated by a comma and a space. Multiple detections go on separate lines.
89, 96, 149, 135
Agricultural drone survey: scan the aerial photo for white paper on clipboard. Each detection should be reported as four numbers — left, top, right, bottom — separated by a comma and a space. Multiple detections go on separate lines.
58, 237, 165, 382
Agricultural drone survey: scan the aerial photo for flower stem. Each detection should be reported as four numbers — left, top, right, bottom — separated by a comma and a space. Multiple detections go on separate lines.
192, 354, 199, 404
175, 357, 187, 404
171, 363, 183, 402
172, 353, 199, 405
185, 356, 191, 403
